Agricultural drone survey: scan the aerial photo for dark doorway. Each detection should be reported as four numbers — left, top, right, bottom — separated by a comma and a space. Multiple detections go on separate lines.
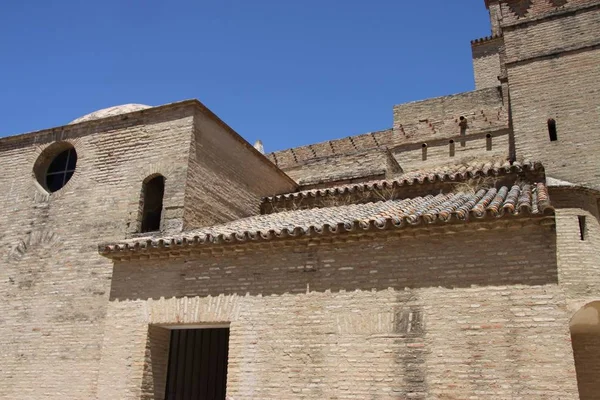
141, 175, 165, 233
165, 328, 229, 400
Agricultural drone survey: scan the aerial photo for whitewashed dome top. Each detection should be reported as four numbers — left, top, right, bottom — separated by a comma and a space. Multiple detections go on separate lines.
69, 103, 152, 124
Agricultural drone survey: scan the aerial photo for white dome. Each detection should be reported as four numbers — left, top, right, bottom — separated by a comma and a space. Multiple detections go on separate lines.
69, 103, 152, 124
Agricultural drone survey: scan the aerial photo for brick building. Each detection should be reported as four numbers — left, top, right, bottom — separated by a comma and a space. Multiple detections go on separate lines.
1, 0, 599, 399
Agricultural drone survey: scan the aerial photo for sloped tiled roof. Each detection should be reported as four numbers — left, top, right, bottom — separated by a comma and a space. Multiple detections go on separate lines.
263, 159, 542, 204
100, 181, 553, 257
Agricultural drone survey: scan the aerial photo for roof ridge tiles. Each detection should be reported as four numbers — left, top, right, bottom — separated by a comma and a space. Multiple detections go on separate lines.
262, 160, 544, 206
100, 180, 555, 258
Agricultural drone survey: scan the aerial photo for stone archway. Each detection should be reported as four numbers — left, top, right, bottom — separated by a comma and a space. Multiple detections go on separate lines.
570, 301, 600, 400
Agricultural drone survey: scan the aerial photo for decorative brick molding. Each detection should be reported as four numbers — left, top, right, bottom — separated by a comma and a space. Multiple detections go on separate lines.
8, 229, 61, 262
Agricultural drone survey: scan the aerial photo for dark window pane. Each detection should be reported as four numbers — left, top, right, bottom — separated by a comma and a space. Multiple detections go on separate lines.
64, 170, 74, 186
141, 176, 165, 233
47, 150, 70, 173
46, 173, 64, 192
67, 149, 77, 170
44, 147, 78, 192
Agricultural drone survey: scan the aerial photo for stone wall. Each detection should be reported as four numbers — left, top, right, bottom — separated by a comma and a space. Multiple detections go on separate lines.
96, 222, 580, 399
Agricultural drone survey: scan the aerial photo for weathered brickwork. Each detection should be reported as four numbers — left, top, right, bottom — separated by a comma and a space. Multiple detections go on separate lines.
0, 105, 195, 399
472, 36, 504, 89
183, 108, 296, 230
506, 18, 600, 187
1, 0, 600, 398
282, 148, 401, 188
96, 223, 581, 399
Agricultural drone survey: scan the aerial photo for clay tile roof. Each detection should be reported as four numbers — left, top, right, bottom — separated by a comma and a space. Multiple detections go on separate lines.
100, 181, 553, 256
262, 159, 542, 204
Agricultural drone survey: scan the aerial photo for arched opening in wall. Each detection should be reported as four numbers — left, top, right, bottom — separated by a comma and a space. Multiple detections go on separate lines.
570, 301, 600, 400
449, 140, 455, 157
548, 118, 558, 141
422, 144, 428, 161
33, 142, 78, 193
140, 175, 165, 233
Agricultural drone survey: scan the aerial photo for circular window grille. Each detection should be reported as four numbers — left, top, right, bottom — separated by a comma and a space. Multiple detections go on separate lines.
34, 143, 78, 193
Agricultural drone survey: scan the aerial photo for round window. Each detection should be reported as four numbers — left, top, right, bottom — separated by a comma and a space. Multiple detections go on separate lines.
34, 143, 78, 193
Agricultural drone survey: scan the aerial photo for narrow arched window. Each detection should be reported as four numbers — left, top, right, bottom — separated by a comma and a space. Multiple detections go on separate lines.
422, 143, 428, 161
141, 175, 165, 233
548, 118, 557, 141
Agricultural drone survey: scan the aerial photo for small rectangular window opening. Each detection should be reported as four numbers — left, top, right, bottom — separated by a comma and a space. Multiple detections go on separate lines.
578, 215, 586, 241
165, 327, 229, 400
548, 119, 558, 141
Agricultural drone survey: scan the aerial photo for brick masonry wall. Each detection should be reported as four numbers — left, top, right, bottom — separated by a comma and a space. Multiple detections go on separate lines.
496, 0, 598, 25
392, 131, 509, 171
0, 105, 195, 399
282, 149, 400, 187
552, 197, 600, 399
505, 8, 600, 188
393, 87, 503, 128
141, 326, 171, 400
472, 37, 503, 89
183, 110, 296, 230
503, 5, 600, 64
96, 222, 581, 399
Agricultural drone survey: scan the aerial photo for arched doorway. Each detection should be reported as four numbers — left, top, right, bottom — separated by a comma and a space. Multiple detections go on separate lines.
570, 301, 600, 399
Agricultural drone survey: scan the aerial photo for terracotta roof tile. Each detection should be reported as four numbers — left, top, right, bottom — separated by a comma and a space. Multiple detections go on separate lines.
100, 181, 553, 256
262, 159, 542, 204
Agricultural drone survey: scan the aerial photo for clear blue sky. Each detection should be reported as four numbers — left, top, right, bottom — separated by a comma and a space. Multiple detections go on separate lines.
0, 1, 491, 151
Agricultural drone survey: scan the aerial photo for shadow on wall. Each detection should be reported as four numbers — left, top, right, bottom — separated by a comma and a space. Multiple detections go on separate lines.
109, 225, 558, 301
571, 301, 600, 400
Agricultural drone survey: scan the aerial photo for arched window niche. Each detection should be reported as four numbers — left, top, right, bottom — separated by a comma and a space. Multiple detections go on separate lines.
139, 175, 165, 233
570, 301, 600, 400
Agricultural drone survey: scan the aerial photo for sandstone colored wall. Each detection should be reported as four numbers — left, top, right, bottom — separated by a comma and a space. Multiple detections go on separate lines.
505, 6, 600, 188
549, 187, 600, 399
282, 148, 401, 188
182, 109, 296, 230
96, 222, 580, 399
495, 0, 597, 25
392, 131, 509, 172
392, 87, 503, 128
472, 37, 503, 89
0, 105, 196, 399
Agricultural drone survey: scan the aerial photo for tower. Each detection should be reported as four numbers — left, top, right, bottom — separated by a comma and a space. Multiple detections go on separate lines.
486, 0, 600, 188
